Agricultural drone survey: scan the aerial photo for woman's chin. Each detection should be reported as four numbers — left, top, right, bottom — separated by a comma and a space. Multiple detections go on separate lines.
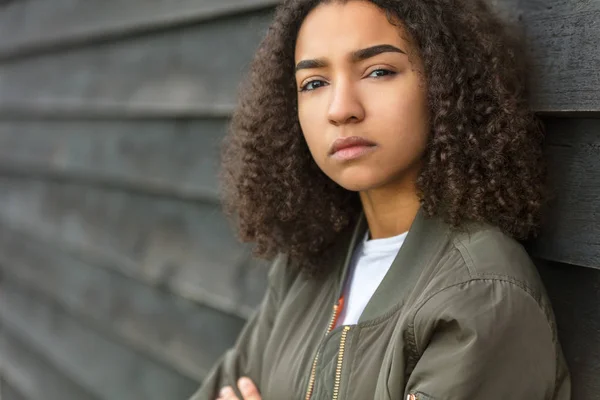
332, 172, 383, 192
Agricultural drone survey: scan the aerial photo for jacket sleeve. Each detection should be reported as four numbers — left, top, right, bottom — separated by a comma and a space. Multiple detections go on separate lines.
188, 254, 290, 400
404, 278, 571, 400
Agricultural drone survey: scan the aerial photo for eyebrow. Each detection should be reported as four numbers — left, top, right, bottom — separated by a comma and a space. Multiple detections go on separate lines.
295, 44, 406, 72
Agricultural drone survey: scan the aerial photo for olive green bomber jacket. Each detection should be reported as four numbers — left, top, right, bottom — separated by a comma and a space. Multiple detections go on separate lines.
189, 207, 571, 400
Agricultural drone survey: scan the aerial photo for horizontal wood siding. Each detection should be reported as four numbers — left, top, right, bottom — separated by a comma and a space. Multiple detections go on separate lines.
0, 10, 274, 117
528, 118, 600, 269
520, 0, 600, 113
0, 278, 201, 400
535, 259, 600, 400
0, 378, 29, 400
0, 119, 228, 200
0, 0, 280, 59
0, 326, 97, 400
0, 225, 246, 380
0, 178, 268, 317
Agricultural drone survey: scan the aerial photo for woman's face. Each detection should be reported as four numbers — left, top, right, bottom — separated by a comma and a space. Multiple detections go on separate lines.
295, 0, 430, 192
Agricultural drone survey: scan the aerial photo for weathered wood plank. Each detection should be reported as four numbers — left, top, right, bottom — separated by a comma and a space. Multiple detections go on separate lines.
528, 118, 600, 269
0, 1, 599, 116
0, 102, 233, 119
0, 378, 29, 400
0, 224, 246, 380
489, 0, 600, 113
0, 10, 273, 116
0, 325, 98, 400
0, 178, 269, 318
0, 0, 279, 60
518, 0, 600, 113
0, 119, 227, 201
0, 279, 200, 400
535, 259, 600, 400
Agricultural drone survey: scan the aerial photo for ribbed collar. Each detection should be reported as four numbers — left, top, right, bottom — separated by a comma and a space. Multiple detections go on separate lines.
333, 205, 453, 324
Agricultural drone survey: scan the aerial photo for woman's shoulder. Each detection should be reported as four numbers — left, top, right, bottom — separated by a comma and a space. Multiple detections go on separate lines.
447, 220, 547, 297
265, 252, 316, 295
266, 253, 298, 291
413, 222, 557, 338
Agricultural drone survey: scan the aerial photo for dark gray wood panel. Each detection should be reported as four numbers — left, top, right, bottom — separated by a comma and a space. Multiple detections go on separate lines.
0, 379, 29, 400
519, 0, 600, 113
535, 259, 600, 400
0, 10, 273, 116
0, 224, 246, 380
0, 326, 97, 400
0, 279, 199, 400
528, 118, 600, 269
0, 178, 269, 318
0, 0, 279, 60
0, 119, 227, 200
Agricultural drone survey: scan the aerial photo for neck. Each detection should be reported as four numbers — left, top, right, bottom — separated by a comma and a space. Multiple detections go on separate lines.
359, 176, 420, 240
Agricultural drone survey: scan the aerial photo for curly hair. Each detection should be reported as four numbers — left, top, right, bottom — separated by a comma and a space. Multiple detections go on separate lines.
220, 0, 548, 277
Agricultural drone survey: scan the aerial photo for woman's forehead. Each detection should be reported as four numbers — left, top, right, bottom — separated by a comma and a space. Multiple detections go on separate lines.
294, 1, 410, 62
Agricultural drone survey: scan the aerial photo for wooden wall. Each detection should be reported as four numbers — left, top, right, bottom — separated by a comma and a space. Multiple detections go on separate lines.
0, 0, 598, 399
0, 1, 278, 399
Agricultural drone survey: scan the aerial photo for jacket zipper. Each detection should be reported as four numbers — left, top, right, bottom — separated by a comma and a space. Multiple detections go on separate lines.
332, 325, 351, 400
304, 301, 341, 400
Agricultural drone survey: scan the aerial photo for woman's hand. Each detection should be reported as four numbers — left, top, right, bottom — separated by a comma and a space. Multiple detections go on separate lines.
217, 377, 261, 400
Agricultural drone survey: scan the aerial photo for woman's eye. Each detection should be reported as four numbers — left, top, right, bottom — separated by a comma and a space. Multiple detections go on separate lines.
368, 69, 396, 78
300, 80, 327, 92
299, 70, 394, 92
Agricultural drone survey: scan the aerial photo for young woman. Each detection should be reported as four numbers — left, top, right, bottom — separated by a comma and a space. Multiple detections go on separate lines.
190, 0, 571, 399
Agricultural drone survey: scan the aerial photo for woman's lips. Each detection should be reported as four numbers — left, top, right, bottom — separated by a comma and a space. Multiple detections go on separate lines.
329, 136, 377, 161
332, 145, 377, 160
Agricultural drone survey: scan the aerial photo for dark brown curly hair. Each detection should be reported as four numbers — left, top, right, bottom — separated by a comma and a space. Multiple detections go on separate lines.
220, 0, 548, 276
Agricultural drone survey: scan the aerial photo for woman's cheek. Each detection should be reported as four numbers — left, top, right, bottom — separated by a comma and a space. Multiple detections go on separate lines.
299, 119, 328, 164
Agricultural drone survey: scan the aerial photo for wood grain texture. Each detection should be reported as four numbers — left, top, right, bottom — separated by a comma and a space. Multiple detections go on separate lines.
0, 119, 227, 201
0, 224, 246, 380
0, 0, 279, 60
0, 10, 273, 116
527, 118, 600, 269
0, 326, 98, 400
0, 279, 200, 400
535, 259, 600, 400
0, 178, 269, 318
519, 0, 600, 113
446, 0, 600, 113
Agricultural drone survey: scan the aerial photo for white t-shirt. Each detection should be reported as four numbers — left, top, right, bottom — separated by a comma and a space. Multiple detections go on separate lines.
335, 230, 408, 327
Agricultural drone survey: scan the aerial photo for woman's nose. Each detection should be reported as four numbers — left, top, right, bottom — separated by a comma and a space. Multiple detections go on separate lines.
327, 81, 365, 126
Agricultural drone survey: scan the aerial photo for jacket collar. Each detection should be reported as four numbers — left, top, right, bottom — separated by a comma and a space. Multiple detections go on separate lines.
335, 205, 453, 324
